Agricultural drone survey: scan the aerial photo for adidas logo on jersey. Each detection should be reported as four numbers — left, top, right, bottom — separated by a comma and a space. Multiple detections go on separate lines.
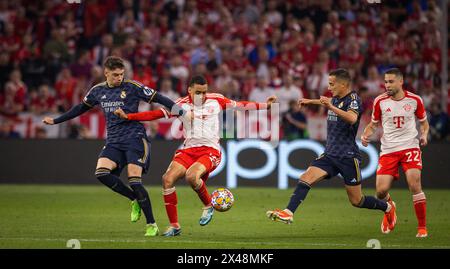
386, 108, 391, 112
101, 95, 107, 99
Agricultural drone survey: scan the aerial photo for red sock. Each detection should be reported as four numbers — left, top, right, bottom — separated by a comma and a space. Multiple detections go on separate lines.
195, 180, 211, 206
163, 188, 179, 228
413, 192, 427, 229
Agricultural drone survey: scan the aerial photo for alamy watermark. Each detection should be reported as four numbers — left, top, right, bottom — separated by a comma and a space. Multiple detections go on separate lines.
168, 94, 281, 149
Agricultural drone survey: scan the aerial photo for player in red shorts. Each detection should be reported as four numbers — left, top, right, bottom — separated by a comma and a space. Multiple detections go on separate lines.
361, 68, 430, 237
115, 75, 276, 236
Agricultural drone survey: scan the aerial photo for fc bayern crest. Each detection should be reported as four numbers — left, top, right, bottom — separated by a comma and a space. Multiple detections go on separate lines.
403, 104, 412, 112
120, 90, 127, 99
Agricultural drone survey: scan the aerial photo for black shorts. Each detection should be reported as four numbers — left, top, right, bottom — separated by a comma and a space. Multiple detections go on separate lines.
310, 154, 362, 186
99, 137, 151, 175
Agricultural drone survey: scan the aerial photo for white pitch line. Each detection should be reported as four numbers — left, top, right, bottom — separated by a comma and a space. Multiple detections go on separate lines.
0, 237, 353, 247
1, 237, 449, 248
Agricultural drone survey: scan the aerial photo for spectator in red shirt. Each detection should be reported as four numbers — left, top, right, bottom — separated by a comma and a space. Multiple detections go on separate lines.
14, 32, 41, 64
83, 0, 108, 45
225, 42, 251, 81
29, 84, 57, 115
0, 23, 21, 56
133, 58, 156, 90
13, 6, 32, 36
70, 50, 93, 80
340, 39, 364, 73
0, 86, 24, 118
55, 67, 77, 112
298, 31, 321, 67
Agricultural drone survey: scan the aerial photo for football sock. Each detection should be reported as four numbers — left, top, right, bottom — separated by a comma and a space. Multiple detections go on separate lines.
413, 192, 427, 229
194, 180, 211, 206
129, 178, 155, 224
377, 193, 391, 202
95, 168, 135, 201
286, 180, 311, 213
163, 187, 180, 228
357, 195, 388, 211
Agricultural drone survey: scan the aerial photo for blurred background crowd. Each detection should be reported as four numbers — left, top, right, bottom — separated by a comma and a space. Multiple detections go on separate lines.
0, 0, 448, 141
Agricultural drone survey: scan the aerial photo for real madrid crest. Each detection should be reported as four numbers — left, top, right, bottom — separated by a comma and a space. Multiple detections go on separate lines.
120, 90, 127, 99
338, 102, 343, 108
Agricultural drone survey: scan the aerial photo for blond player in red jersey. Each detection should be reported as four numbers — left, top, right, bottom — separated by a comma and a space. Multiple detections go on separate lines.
361, 68, 430, 237
115, 75, 277, 236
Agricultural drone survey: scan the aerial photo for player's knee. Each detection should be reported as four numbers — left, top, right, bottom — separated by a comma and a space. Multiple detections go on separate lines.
299, 174, 314, 185
408, 183, 422, 194
162, 173, 175, 189
95, 167, 111, 179
185, 170, 197, 185
349, 196, 362, 207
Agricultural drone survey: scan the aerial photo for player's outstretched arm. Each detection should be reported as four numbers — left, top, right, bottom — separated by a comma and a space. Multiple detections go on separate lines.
234, 95, 278, 110
361, 121, 379, 147
114, 107, 167, 121
42, 102, 92, 125
298, 98, 322, 108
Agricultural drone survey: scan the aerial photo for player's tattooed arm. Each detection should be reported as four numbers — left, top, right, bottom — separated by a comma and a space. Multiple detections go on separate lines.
419, 120, 429, 146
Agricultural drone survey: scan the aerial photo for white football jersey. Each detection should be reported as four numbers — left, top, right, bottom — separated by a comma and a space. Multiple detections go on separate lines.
172, 93, 237, 151
371, 90, 427, 155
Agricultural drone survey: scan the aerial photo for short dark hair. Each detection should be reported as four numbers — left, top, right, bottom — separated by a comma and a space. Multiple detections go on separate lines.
384, 68, 403, 79
189, 75, 207, 86
103, 56, 125, 70
329, 68, 351, 83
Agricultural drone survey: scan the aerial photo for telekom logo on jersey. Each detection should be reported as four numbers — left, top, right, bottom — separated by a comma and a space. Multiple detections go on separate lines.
393, 116, 405, 128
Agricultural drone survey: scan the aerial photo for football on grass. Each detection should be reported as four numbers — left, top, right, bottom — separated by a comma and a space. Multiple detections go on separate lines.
211, 188, 234, 212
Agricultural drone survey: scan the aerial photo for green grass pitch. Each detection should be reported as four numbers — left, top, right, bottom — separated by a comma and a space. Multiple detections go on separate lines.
1, 184, 449, 249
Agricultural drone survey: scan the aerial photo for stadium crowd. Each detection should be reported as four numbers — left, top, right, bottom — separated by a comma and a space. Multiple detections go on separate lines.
0, 0, 448, 140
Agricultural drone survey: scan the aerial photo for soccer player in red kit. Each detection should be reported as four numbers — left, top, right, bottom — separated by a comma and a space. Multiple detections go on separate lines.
361, 68, 430, 237
115, 75, 277, 236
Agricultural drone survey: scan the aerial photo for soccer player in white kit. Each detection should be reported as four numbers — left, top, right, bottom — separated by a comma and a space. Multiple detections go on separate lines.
361, 68, 430, 237
115, 75, 277, 236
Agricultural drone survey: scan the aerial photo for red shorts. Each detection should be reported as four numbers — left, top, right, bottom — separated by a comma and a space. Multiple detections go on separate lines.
377, 148, 422, 179
172, 146, 221, 181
